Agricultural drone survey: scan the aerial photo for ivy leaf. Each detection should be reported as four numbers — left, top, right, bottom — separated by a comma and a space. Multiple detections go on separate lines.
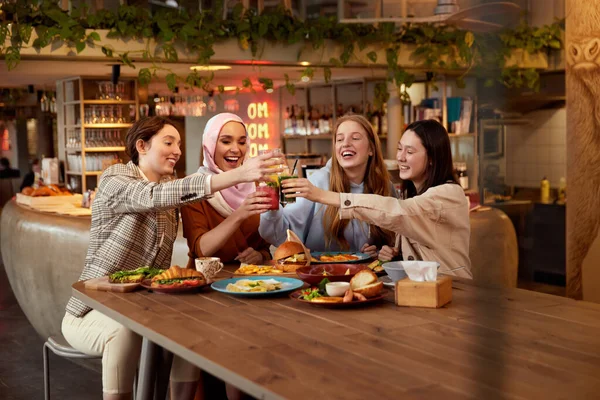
456, 77, 466, 89
142, 27, 153, 38
101, 46, 114, 57
163, 44, 178, 62
120, 52, 135, 68
258, 21, 268, 37
18, 24, 33, 44
166, 73, 178, 91
465, 31, 474, 48
366, 51, 377, 63
218, 85, 225, 94
138, 68, 152, 86
157, 20, 170, 32
5, 46, 21, 70
548, 39, 561, 49
323, 67, 331, 83
117, 21, 127, 35
75, 41, 86, 53
88, 32, 101, 42
329, 57, 342, 68
484, 78, 495, 88
284, 74, 296, 95
0, 25, 9, 45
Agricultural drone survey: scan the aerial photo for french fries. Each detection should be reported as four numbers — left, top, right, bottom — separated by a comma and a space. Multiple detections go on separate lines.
234, 264, 283, 275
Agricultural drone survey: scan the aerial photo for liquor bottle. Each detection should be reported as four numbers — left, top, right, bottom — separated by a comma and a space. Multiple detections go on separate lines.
289, 105, 297, 135
297, 106, 305, 135
336, 103, 344, 118
380, 103, 388, 136
284, 106, 291, 134
318, 105, 328, 134
310, 106, 320, 135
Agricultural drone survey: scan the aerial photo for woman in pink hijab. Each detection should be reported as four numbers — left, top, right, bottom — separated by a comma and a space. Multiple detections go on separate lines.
181, 112, 273, 268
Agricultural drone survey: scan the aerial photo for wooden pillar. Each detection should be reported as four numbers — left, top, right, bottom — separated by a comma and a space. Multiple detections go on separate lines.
565, 0, 600, 301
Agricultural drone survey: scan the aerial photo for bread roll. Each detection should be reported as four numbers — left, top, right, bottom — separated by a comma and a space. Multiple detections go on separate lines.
21, 186, 34, 196
274, 241, 306, 262
353, 281, 383, 298
350, 269, 378, 290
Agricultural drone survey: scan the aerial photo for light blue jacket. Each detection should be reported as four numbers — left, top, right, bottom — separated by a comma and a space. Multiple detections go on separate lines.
259, 160, 398, 252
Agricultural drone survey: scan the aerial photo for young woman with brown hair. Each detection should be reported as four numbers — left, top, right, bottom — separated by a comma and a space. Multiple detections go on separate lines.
283, 119, 472, 277
259, 114, 397, 256
61, 116, 281, 400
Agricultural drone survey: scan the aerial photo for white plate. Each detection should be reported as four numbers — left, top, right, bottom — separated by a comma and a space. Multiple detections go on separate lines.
379, 276, 394, 288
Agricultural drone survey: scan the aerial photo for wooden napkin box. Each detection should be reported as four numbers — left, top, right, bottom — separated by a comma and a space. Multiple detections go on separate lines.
394, 276, 452, 308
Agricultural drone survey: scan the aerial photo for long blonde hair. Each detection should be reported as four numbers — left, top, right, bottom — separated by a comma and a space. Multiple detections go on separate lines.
323, 114, 395, 249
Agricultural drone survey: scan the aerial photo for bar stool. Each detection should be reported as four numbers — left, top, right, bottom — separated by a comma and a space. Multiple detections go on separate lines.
42, 335, 101, 400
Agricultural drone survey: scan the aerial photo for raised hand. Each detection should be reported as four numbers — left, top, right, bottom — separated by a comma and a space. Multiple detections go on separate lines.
378, 245, 399, 262
235, 247, 264, 265
238, 151, 284, 183
232, 191, 272, 221
281, 178, 322, 202
360, 243, 378, 259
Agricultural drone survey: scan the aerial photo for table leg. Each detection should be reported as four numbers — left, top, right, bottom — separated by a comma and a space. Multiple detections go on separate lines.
154, 348, 173, 400
136, 338, 158, 400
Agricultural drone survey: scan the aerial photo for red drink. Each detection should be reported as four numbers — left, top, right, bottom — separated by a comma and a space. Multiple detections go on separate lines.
257, 183, 279, 210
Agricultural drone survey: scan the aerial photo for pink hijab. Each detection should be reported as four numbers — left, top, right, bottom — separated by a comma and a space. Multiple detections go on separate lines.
201, 113, 255, 210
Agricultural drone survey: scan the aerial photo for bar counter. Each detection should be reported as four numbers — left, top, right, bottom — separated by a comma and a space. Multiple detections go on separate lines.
1, 200, 518, 340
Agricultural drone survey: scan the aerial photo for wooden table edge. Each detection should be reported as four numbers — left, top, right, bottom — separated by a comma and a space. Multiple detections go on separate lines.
72, 282, 286, 400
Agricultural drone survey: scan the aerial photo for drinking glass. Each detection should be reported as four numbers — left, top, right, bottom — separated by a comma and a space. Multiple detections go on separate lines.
256, 184, 279, 211
278, 174, 298, 205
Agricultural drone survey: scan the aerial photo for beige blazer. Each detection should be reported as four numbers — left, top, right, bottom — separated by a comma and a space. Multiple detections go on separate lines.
339, 183, 472, 278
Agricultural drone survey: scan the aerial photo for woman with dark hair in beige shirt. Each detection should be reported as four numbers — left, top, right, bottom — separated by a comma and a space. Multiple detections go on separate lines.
282, 119, 472, 278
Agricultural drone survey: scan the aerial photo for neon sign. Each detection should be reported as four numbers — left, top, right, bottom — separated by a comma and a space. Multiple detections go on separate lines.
246, 101, 277, 157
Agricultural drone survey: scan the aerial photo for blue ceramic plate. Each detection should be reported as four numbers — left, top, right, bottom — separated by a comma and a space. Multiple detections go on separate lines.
311, 251, 371, 264
211, 276, 305, 297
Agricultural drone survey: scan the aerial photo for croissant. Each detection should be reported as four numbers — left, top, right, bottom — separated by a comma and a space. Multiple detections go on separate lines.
152, 265, 205, 282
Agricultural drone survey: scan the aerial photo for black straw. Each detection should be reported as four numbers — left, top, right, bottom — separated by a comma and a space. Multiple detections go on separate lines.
291, 158, 299, 176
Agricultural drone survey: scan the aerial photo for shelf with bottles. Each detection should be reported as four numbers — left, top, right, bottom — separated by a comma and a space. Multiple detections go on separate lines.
281, 101, 388, 139
66, 128, 127, 151
66, 153, 122, 174
58, 76, 139, 193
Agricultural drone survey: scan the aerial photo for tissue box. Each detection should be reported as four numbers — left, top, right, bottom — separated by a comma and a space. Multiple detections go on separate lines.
394, 276, 452, 308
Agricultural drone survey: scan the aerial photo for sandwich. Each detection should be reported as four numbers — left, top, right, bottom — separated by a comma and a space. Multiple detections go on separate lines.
273, 230, 312, 272
274, 241, 310, 272
151, 265, 206, 289
349, 269, 383, 298
109, 266, 164, 284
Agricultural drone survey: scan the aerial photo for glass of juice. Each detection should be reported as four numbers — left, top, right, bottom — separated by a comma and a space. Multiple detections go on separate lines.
278, 175, 298, 205
257, 183, 279, 210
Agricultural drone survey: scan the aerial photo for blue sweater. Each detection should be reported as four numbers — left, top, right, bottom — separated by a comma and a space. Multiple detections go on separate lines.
259, 160, 397, 252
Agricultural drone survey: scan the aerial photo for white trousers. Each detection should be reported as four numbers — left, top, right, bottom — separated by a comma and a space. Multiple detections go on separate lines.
62, 311, 200, 394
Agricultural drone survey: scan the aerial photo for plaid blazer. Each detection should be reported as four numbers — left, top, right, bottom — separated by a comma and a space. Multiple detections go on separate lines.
66, 162, 211, 317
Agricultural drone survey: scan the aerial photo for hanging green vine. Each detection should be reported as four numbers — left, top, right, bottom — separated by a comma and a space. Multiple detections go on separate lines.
0, 2, 563, 105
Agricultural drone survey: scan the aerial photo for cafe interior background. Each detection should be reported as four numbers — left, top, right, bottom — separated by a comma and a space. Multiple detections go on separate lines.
3, 0, 598, 303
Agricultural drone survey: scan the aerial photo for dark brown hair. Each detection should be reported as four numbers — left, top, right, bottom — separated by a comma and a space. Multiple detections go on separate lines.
400, 119, 458, 199
125, 117, 176, 165
323, 114, 395, 249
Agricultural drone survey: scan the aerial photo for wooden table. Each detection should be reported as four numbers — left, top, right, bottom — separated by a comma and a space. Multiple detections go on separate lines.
72, 268, 600, 400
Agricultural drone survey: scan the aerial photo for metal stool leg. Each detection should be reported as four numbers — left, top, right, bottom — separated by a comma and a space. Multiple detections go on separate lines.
136, 338, 159, 400
43, 343, 50, 400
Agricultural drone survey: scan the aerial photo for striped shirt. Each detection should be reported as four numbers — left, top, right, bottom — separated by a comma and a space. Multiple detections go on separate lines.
66, 161, 212, 317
